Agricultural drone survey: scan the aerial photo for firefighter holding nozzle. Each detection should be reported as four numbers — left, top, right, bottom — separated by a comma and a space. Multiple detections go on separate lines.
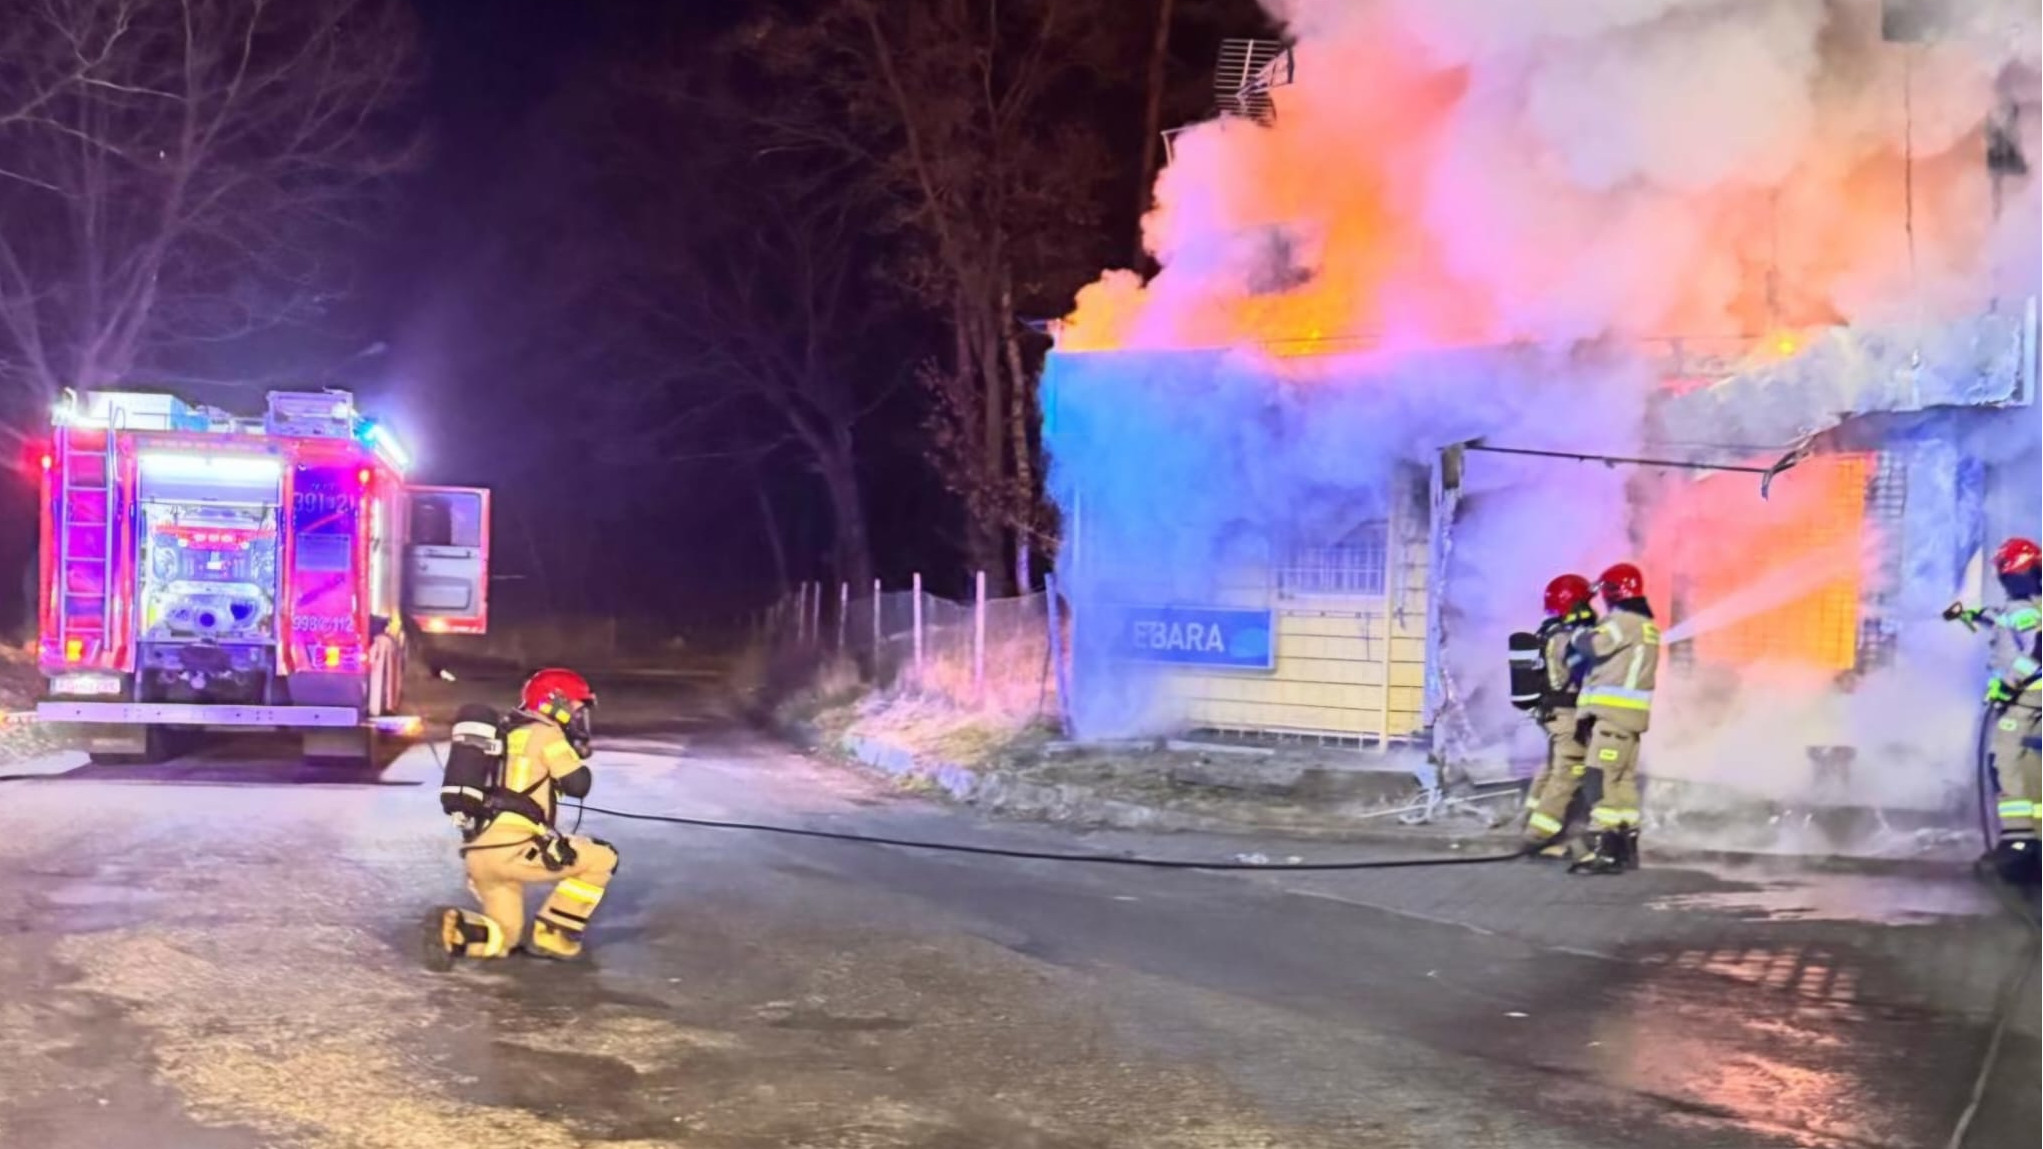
1514, 574, 1598, 859
1566, 563, 1662, 875
1946, 537, 2042, 879
428, 668, 620, 965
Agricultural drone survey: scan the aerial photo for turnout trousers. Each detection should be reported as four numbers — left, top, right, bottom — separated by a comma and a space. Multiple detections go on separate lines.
1991, 703, 2042, 841
1583, 721, 1642, 831
449, 827, 619, 959
1525, 711, 1588, 846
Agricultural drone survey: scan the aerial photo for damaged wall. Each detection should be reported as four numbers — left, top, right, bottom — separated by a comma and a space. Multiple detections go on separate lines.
1045, 343, 1650, 744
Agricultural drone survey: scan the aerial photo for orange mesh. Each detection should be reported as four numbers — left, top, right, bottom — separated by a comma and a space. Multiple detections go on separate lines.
1650, 454, 1869, 672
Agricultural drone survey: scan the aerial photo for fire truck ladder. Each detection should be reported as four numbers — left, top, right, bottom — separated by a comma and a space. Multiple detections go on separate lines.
54, 417, 119, 660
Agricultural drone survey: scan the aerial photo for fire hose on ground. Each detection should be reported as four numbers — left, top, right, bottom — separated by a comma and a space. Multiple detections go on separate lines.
556, 800, 1538, 871
0, 752, 1543, 871
1, 756, 2033, 1148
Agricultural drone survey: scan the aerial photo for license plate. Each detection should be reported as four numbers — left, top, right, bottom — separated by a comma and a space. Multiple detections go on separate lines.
51, 673, 122, 697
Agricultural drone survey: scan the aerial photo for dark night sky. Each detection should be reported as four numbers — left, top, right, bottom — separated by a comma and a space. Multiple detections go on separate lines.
0, 0, 1273, 639
329, 0, 1265, 629
368, 0, 783, 626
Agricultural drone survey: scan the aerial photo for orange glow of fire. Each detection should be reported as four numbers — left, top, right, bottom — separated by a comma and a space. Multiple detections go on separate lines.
1060, 10, 2011, 360
1647, 454, 1872, 673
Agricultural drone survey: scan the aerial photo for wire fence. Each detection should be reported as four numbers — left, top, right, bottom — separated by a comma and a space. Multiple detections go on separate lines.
761, 577, 1068, 724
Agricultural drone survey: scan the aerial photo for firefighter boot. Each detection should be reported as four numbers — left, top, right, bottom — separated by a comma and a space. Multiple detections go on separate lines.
1621, 827, 1642, 871
1568, 830, 1627, 875
528, 872, 611, 959
1992, 837, 2041, 887
528, 919, 584, 960
424, 908, 505, 970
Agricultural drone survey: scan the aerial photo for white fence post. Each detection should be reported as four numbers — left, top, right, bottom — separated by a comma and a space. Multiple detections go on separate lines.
912, 572, 925, 684
793, 583, 807, 646
973, 570, 987, 702
1044, 573, 1071, 735
838, 582, 849, 652
810, 580, 823, 648
1378, 470, 1404, 751
872, 578, 883, 668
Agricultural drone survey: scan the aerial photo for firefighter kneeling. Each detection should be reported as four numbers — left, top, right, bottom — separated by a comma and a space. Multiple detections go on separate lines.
429, 669, 618, 965
1567, 563, 1662, 876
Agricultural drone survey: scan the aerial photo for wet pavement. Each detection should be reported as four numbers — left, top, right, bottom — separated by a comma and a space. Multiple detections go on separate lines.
0, 670, 2034, 1148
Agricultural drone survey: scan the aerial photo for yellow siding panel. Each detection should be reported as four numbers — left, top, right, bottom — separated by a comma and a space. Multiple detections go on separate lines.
1281, 614, 1376, 639
1239, 678, 1288, 705
1148, 518, 1436, 738
1275, 703, 1353, 732
1279, 634, 1375, 663
1279, 658, 1379, 686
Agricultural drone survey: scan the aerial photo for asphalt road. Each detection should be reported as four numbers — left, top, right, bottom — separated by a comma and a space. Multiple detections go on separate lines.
0, 669, 2035, 1149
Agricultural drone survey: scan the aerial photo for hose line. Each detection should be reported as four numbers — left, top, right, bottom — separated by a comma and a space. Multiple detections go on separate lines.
565, 801, 1535, 871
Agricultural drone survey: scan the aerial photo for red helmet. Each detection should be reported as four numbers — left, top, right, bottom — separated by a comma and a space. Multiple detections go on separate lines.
520, 668, 596, 742
1993, 538, 2041, 576
1595, 562, 1645, 604
1544, 574, 1593, 617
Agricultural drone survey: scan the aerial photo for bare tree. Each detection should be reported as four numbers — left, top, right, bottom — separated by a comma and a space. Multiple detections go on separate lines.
0, 0, 419, 429
622, 173, 884, 593
1135, 0, 1179, 259
736, 0, 1135, 593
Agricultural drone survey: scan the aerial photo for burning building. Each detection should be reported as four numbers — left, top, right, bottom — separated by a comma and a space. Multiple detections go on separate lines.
1042, 0, 2040, 854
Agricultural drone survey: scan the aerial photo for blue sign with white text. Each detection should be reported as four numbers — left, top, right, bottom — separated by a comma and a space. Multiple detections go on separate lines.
1110, 605, 1275, 670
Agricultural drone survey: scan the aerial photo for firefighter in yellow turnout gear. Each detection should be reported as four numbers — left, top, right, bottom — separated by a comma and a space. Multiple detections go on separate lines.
1567, 563, 1661, 876
1522, 574, 1597, 858
1948, 537, 2043, 875
435, 669, 619, 962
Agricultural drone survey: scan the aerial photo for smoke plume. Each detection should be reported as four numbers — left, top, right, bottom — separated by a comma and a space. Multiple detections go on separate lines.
1047, 0, 2039, 852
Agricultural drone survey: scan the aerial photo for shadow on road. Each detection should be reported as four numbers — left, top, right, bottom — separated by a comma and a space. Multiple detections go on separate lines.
37, 727, 424, 787
50, 760, 422, 787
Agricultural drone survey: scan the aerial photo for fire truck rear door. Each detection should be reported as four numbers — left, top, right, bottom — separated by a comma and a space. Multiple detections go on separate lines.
403, 485, 490, 634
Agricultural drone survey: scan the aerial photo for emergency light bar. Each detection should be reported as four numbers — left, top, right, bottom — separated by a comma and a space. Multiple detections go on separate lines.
360, 421, 411, 473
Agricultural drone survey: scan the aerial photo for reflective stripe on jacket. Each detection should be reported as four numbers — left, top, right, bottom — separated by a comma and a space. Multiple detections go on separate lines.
1576, 607, 1660, 733
1992, 597, 2043, 703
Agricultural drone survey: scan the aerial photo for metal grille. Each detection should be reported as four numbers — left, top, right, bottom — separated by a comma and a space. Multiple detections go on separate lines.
1215, 39, 1292, 125
1279, 521, 1387, 597
1856, 452, 1907, 672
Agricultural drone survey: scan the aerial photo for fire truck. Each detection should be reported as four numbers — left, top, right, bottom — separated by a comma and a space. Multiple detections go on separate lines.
35, 389, 491, 765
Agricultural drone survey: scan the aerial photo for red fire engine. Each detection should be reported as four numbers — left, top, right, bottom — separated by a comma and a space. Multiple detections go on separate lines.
36, 389, 490, 765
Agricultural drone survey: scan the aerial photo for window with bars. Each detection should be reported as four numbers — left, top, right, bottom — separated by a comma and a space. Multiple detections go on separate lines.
1855, 452, 1907, 673
1278, 520, 1388, 597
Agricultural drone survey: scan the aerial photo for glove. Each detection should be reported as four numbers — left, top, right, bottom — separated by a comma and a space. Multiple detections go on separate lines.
1946, 603, 1987, 629
539, 833, 579, 872
1987, 678, 2018, 705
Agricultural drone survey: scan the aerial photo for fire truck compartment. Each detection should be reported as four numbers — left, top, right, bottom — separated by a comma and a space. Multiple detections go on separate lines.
133, 452, 284, 703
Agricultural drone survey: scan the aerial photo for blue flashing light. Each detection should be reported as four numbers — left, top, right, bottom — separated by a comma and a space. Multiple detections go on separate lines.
357, 419, 412, 473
